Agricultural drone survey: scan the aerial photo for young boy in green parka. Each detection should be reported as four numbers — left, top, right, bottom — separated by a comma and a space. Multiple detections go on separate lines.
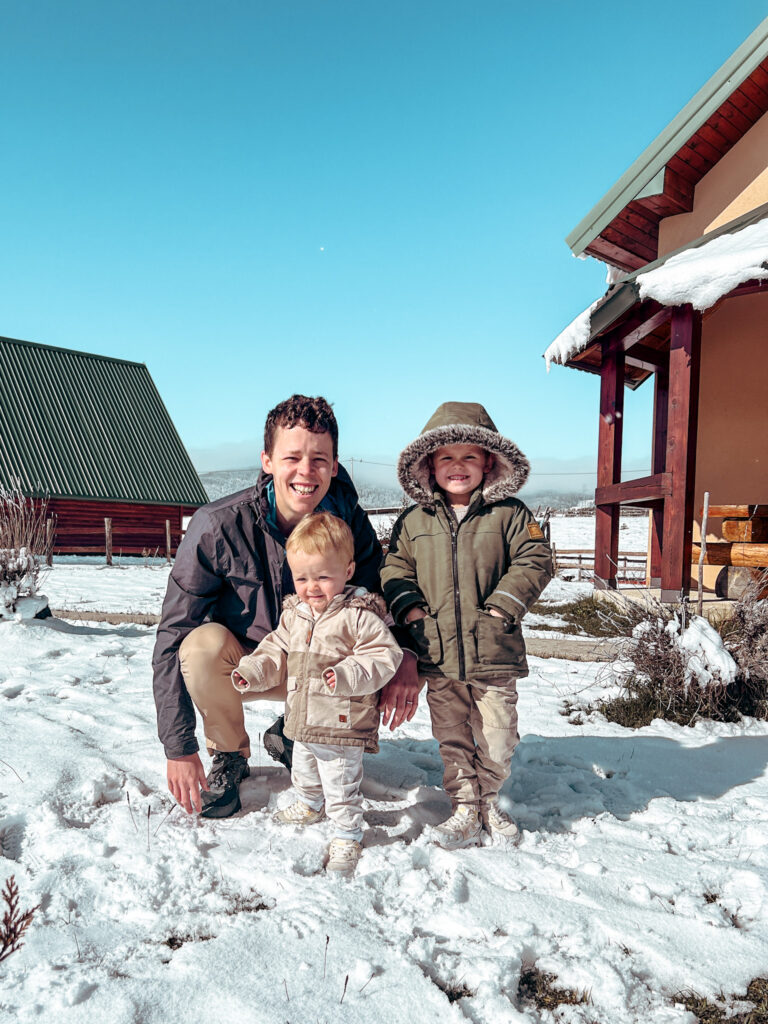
381, 402, 553, 848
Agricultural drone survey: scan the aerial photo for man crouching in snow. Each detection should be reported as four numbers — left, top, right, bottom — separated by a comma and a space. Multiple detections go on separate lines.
152, 394, 420, 819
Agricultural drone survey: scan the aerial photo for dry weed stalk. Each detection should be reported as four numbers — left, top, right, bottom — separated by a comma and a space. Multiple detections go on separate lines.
0, 482, 50, 556
0, 875, 39, 964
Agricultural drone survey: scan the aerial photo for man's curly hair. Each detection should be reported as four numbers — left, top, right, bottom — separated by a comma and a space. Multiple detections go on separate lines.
263, 395, 338, 458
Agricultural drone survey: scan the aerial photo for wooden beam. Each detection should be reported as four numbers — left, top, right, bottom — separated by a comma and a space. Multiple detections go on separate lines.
722, 520, 768, 543
704, 504, 768, 519
650, 367, 669, 584
691, 542, 768, 568
595, 343, 624, 588
660, 305, 701, 600
625, 342, 670, 374
620, 309, 671, 353
595, 473, 672, 507
726, 279, 768, 300
584, 238, 643, 273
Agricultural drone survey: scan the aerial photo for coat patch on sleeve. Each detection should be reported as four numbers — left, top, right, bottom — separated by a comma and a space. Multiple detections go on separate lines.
527, 522, 545, 541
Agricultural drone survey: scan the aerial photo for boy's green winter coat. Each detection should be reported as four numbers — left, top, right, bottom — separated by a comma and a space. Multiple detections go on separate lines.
381, 402, 553, 681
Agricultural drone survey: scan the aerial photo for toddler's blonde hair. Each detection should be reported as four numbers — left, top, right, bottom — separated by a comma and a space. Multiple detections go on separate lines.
286, 511, 354, 565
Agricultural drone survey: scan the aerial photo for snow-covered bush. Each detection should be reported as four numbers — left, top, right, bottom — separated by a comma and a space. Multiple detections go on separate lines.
598, 599, 760, 728
0, 484, 50, 620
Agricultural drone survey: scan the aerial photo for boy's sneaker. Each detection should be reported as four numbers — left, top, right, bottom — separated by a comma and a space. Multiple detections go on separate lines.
431, 805, 483, 850
263, 715, 294, 771
482, 801, 520, 843
326, 838, 362, 875
274, 800, 325, 826
200, 751, 250, 818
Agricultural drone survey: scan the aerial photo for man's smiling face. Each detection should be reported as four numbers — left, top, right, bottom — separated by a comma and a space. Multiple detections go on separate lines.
261, 425, 338, 533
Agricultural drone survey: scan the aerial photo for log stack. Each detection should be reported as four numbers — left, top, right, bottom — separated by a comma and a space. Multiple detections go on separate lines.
692, 505, 768, 599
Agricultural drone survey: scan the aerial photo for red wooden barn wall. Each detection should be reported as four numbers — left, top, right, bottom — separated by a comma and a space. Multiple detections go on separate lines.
34, 498, 200, 556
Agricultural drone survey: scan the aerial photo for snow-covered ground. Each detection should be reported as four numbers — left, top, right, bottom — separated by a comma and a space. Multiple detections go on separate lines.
3, 564, 768, 1022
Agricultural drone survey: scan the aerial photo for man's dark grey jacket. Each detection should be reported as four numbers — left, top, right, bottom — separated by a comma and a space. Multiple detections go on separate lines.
152, 467, 382, 759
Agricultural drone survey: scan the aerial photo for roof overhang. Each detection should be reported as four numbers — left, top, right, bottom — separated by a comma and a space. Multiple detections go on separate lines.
566, 17, 768, 270
547, 201, 768, 380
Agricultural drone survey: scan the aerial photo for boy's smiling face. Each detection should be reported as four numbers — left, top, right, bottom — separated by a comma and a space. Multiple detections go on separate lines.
431, 443, 492, 506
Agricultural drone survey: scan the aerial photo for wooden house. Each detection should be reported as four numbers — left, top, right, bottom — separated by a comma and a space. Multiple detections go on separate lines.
546, 18, 768, 600
0, 336, 208, 556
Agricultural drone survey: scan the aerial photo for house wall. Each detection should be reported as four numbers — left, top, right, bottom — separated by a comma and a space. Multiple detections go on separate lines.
37, 498, 199, 557
690, 290, 768, 589
658, 109, 768, 256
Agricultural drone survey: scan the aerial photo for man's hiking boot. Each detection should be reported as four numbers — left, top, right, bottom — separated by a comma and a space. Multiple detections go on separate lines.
274, 800, 325, 826
263, 715, 294, 771
431, 804, 483, 850
481, 801, 520, 844
200, 751, 250, 818
326, 838, 362, 875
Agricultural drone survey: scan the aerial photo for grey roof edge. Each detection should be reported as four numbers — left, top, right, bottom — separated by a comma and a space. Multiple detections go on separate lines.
565, 16, 768, 259
0, 334, 146, 369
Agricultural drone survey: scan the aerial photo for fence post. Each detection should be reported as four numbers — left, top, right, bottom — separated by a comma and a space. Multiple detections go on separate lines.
46, 517, 54, 566
165, 519, 172, 563
105, 517, 112, 566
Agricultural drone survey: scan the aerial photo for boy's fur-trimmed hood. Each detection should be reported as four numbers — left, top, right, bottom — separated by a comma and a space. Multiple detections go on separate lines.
397, 402, 530, 507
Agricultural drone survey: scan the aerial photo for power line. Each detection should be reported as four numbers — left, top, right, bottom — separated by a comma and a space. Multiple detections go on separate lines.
341, 456, 652, 478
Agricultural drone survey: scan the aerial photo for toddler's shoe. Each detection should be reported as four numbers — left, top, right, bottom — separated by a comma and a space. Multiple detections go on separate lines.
326, 837, 362, 875
274, 800, 325, 826
431, 805, 483, 850
481, 800, 520, 843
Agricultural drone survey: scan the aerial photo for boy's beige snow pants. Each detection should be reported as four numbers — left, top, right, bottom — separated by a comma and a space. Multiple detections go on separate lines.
425, 676, 519, 808
179, 622, 287, 757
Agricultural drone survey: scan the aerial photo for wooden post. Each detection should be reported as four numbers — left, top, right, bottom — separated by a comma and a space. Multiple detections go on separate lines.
105, 517, 113, 566
165, 519, 172, 563
661, 305, 701, 602
697, 491, 709, 616
649, 365, 669, 587
46, 517, 54, 567
595, 341, 624, 589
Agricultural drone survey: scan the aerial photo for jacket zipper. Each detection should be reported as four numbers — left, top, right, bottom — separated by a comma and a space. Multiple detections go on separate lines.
448, 512, 465, 681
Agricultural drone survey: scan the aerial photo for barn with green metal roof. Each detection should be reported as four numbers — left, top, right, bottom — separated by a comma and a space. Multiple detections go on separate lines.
0, 335, 208, 556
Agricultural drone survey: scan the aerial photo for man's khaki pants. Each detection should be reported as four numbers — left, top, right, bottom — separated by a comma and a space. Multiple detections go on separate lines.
179, 623, 287, 757
425, 676, 519, 809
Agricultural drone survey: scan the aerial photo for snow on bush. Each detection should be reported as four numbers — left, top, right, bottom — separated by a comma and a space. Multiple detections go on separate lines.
0, 547, 39, 619
0, 483, 50, 620
601, 606, 745, 727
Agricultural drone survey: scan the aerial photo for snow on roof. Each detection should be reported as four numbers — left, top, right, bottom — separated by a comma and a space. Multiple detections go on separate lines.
545, 214, 768, 370
544, 298, 603, 371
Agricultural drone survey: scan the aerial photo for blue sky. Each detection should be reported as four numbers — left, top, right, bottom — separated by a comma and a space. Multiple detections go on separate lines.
2, 2, 766, 491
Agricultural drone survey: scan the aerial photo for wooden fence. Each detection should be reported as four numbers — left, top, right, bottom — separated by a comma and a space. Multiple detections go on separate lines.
553, 547, 647, 582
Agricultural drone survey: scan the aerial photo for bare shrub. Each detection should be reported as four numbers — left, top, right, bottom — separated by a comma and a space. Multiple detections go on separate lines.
597, 584, 768, 728
0, 483, 51, 615
530, 594, 647, 638
0, 875, 39, 964
715, 572, 768, 718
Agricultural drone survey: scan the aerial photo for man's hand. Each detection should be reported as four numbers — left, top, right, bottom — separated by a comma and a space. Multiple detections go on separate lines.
167, 753, 209, 814
404, 607, 427, 624
380, 652, 422, 731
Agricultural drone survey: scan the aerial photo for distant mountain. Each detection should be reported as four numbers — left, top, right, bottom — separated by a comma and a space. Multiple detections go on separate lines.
199, 467, 404, 509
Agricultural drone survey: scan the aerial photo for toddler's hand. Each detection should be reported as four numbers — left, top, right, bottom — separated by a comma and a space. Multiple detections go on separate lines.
323, 669, 337, 691
232, 670, 248, 690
